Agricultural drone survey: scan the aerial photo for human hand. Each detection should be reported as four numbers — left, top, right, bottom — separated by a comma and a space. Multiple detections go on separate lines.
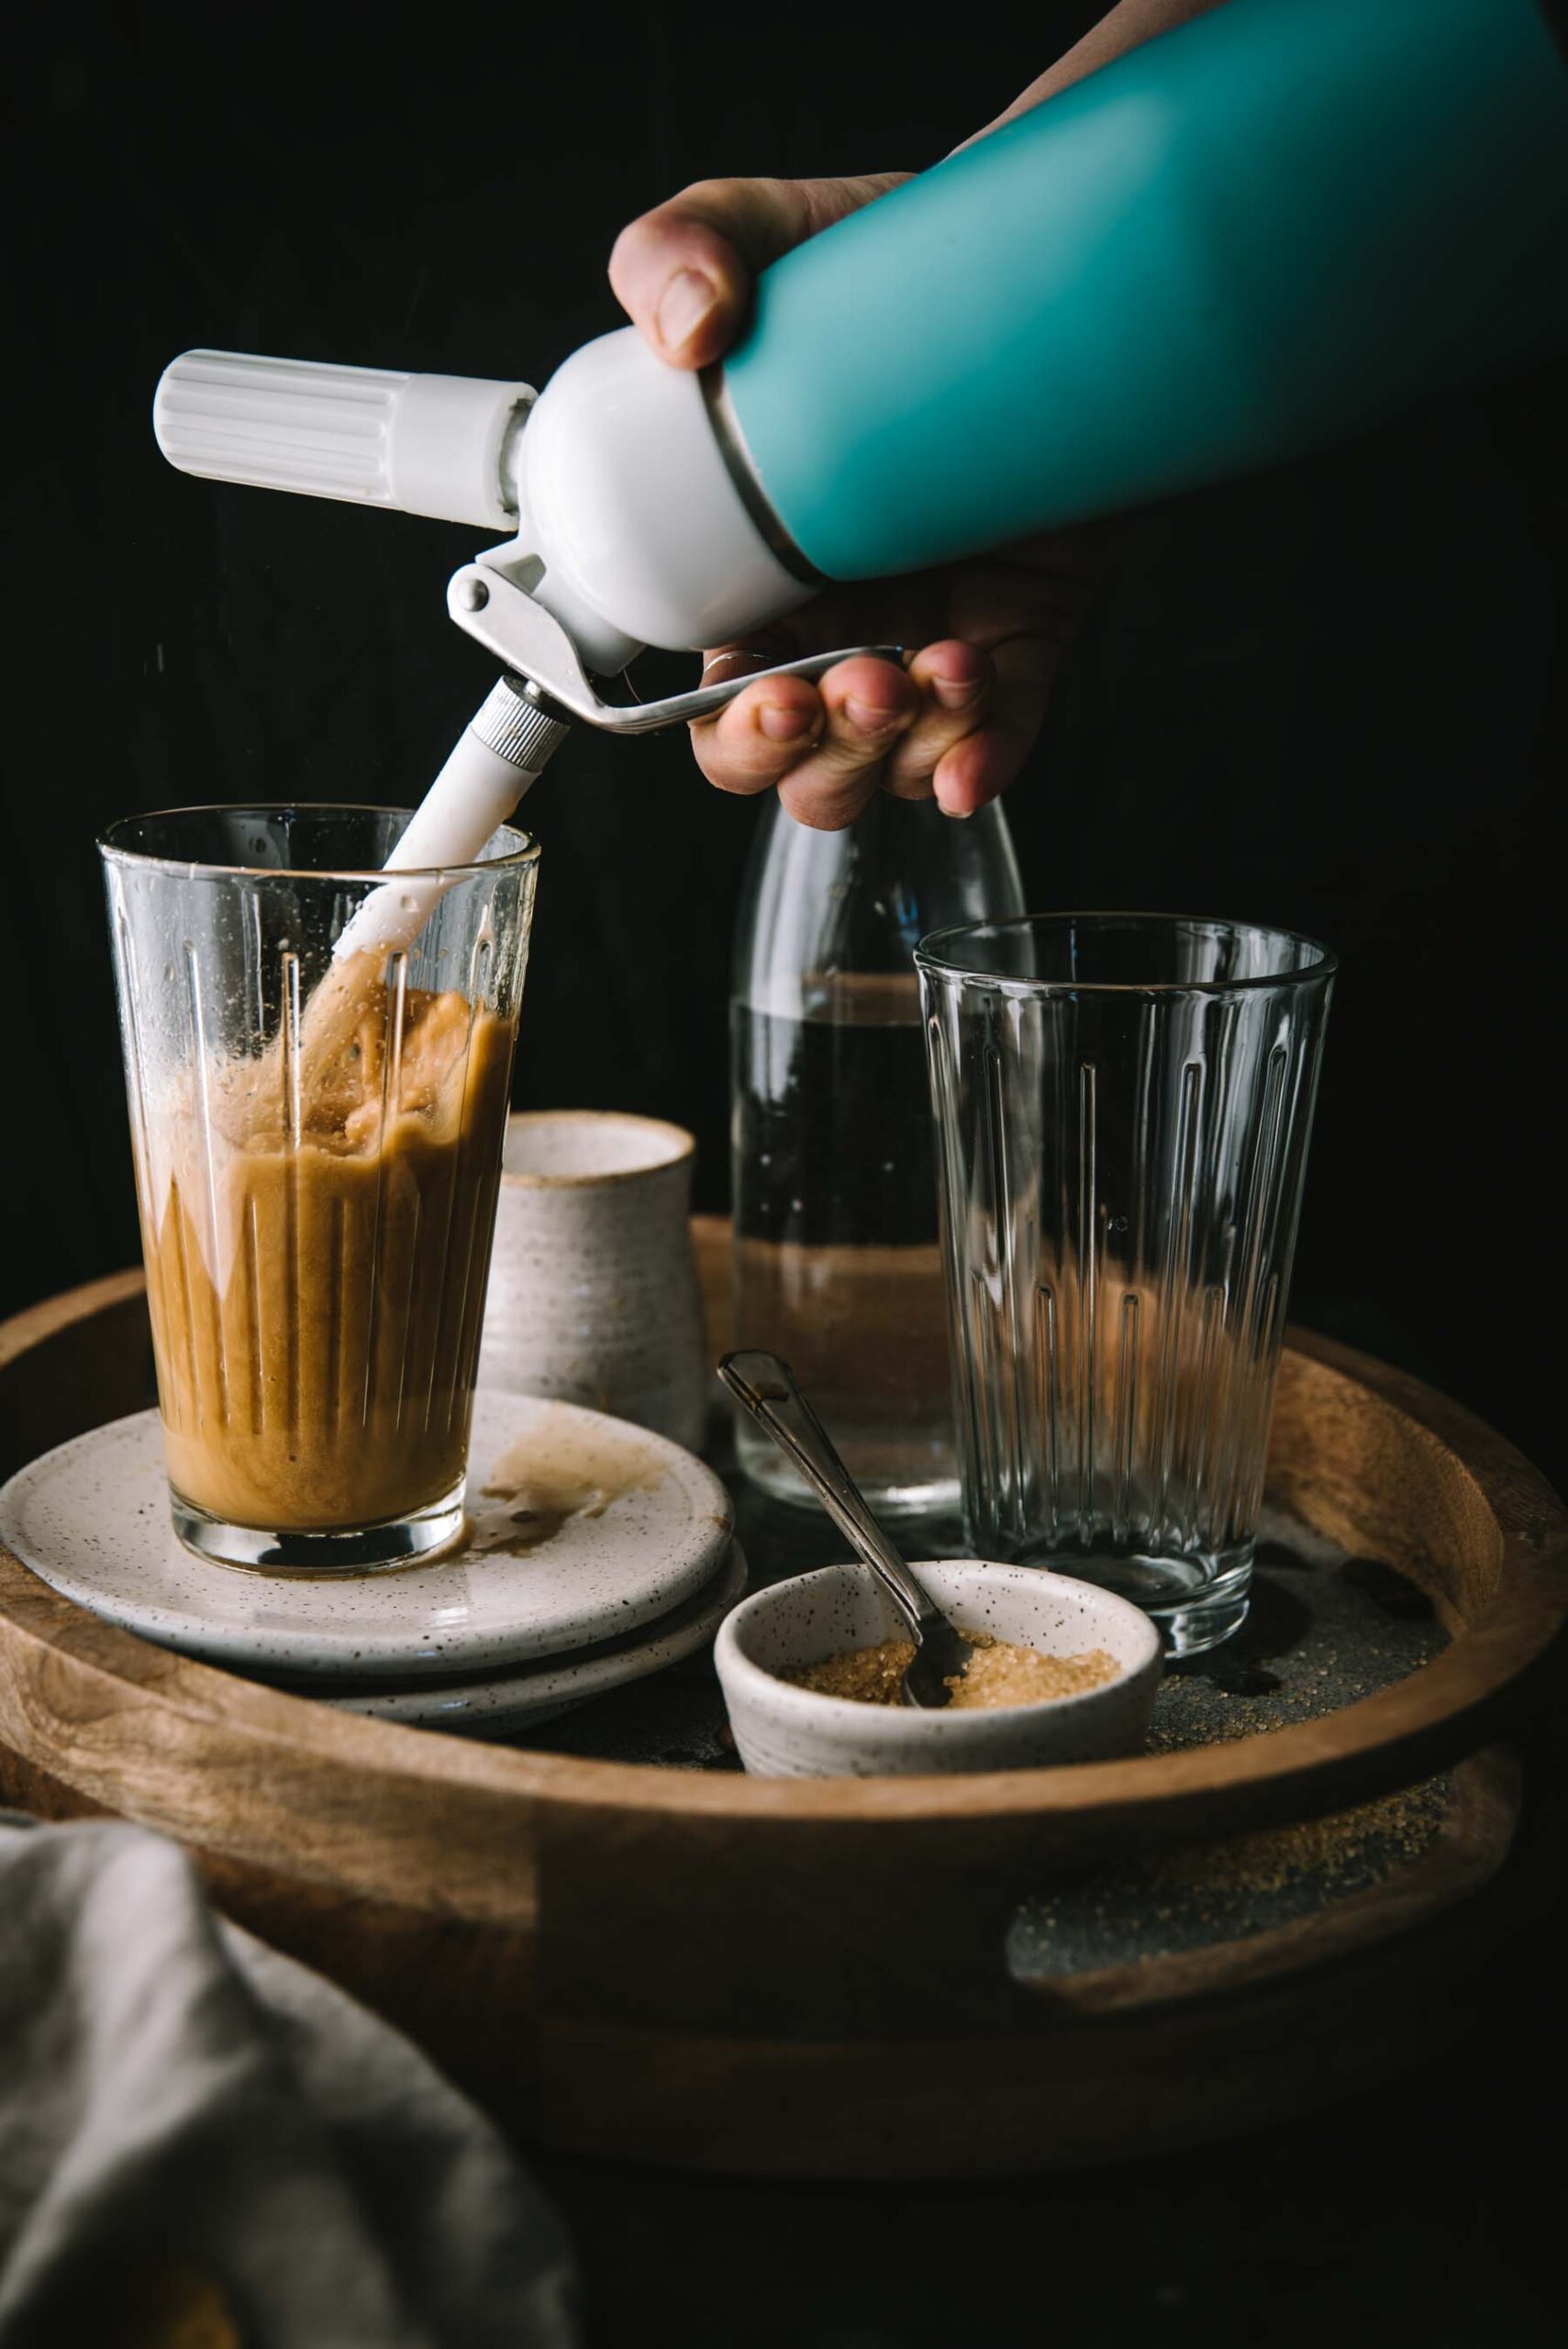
610, 175, 1104, 829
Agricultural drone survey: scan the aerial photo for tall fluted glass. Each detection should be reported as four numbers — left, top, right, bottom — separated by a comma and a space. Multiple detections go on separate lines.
100, 806, 538, 1572
917, 915, 1335, 1653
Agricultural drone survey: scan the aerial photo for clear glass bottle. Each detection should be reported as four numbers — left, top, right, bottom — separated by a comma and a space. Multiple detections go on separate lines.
730, 793, 1025, 1512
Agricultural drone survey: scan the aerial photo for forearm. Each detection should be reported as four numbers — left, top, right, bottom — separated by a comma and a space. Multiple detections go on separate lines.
973, 0, 1227, 134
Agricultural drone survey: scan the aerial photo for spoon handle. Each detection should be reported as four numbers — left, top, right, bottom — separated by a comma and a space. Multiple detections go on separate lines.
717, 1350, 940, 1638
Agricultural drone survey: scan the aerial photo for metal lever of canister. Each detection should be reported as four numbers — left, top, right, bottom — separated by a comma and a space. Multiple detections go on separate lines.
333, 628, 904, 961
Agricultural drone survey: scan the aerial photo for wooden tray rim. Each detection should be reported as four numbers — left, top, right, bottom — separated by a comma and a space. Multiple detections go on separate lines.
2, 1267, 1565, 1852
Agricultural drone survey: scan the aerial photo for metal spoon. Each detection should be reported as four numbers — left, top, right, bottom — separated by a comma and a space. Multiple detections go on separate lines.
717, 1348, 971, 1709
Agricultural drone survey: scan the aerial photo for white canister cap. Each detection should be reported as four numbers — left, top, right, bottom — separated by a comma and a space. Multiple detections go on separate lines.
152, 349, 531, 531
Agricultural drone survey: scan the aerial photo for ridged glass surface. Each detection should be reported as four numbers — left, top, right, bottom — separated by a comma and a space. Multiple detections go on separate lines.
918, 914, 1334, 1653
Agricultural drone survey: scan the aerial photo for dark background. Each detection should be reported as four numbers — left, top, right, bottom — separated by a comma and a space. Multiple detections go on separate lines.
9, 0, 1566, 1492
6, 5, 1566, 2341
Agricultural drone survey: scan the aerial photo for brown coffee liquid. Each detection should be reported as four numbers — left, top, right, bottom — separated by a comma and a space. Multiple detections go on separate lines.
141, 957, 516, 1531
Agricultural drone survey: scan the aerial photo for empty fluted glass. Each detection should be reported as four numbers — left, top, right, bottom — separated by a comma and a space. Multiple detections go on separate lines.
100, 806, 538, 1572
917, 914, 1335, 1653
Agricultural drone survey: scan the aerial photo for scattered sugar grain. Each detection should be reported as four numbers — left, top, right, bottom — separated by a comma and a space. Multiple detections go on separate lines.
1149, 1780, 1445, 1899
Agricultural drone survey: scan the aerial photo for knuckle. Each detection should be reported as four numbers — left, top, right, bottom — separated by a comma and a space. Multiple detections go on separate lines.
817, 733, 885, 778
883, 739, 940, 789
607, 214, 663, 278
688, 731, 739, 786
675, 176, 744, 208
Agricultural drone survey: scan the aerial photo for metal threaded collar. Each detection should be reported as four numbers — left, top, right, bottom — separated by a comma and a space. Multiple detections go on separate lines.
471, 675, 571, 774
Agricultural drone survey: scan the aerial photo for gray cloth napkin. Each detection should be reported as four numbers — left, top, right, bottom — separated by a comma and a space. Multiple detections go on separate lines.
0, 1810, 578, 2347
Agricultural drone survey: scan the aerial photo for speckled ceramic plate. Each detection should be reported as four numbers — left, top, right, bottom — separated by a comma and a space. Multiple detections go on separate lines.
275, 1540, 749, 1735
0, 1391, 734, 1681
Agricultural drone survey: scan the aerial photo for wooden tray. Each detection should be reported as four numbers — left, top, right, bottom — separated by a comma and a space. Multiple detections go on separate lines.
1, 1224, 1565, 2177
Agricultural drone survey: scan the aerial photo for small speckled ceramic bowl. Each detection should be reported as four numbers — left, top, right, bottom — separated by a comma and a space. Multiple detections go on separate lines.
715, 1561, 1162, 1776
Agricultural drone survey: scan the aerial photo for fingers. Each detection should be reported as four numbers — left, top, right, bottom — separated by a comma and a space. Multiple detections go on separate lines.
930, 632, 1068, 817
691, 653, 921, 828
688, 660, 826, 797
609, 182, 797, 369
880, 640, 992, 802
689, 572, 1078, 827
776, 656, 921, 829
689, 636, 1022, 828
609, 173, 907, 368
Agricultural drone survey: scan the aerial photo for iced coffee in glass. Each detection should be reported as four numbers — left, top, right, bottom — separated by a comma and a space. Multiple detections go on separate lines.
100, 805, 538, 1571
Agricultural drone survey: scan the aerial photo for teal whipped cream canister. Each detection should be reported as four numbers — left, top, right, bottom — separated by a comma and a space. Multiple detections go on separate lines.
721, 0, 1568, 583
156, 0, 1568, 674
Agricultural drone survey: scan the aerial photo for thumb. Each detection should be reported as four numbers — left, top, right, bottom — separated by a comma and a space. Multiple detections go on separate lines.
609, 173, 907, 369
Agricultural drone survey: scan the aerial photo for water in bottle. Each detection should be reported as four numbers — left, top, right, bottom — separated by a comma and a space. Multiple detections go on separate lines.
730, 793, 1024, 1511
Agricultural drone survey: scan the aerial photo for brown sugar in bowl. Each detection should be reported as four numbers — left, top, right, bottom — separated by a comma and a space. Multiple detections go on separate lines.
714, 1560, 1162, 1777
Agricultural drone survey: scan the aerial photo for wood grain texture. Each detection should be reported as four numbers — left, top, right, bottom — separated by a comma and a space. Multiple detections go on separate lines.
0, 1247, 1563, 2173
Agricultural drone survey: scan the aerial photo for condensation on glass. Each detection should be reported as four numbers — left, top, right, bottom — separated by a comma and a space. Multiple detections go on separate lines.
99, 806, 538, 1573
917, 915, 1335, 1653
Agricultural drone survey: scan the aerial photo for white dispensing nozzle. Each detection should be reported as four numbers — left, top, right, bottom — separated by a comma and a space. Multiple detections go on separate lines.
331, 676, 568, 960
153, 349, 532, 532
152, 339, 894, 952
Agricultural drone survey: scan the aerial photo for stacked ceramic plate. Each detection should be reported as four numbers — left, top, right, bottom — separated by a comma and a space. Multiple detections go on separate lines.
0, 1391, 745, 1737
